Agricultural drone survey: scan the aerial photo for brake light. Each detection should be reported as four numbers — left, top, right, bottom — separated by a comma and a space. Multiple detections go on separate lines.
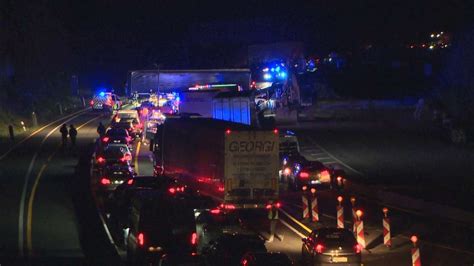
299, 172, 309, 178
191, 232, 197, 245
225, 129, 231, 135
315, 243, 325, 254
90, 100, 94, 106
97, 157, 106, 164
210, 209, 221, 214
266, 204, 272, 209
320, 170, 330, 179
100, 178, 111, 185
220, 203, 236, 210
273, 128, 279, 134
127, 179, 134, 185
137, 232, 145, 247
242, 258, 248, 266
354, 243, 362, 254
275, 202, 281, 208
120, 154, 132, 162
168, 187, 176, 194
217, 185, 224, 192
102, 137, 109, 142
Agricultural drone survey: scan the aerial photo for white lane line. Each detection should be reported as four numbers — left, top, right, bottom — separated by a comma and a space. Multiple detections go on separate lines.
279, 219, 306, 239
310, 153, 326, 156
314, 157, 333, 161
306, 137, 364, 176
17, 112, 92, 257
0, 108, 91, 161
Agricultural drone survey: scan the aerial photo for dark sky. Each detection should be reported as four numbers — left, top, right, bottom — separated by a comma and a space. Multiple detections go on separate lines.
3, 0, 473, 90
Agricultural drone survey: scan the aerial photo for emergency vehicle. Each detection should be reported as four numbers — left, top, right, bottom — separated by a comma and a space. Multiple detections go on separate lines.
90, 92, 122, 112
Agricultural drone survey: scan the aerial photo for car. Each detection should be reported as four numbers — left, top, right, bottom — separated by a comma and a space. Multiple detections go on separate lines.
107, 176, 187, 246
195, 209, 245, 253
240, 252, 293, 266
290, 160, 332, 190
301, 228, 362, 266
94, 144, 132, 169
101, 127, 133, 146
113, 110, 143, 137
97, 164, 136, 192
125, 191, 198, 265
111, 119, 142, 138
202, 233, 267, 266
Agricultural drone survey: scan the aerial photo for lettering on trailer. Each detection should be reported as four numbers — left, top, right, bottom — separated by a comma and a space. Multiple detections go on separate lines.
224, 131, 279, 192
228, 141, 276, 153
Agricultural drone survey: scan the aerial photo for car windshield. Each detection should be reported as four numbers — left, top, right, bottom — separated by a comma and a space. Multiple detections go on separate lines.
107, 128, 128, 136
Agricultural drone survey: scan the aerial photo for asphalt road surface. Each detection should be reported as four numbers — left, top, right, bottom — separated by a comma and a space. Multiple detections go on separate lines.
1, 109, 473, 266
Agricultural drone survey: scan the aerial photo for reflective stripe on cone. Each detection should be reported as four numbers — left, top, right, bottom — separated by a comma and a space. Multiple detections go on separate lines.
411, 247, 421, 266
337, 206, 344, 228
355, 220, 366, 248
383, 217, 391, 247
302, 195, 309, 219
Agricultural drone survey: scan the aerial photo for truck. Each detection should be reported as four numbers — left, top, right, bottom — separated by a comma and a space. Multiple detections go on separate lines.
151, 116, 280, 209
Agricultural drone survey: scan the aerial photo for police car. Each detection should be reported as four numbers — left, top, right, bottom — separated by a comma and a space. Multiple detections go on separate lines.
90, 92, 122, 112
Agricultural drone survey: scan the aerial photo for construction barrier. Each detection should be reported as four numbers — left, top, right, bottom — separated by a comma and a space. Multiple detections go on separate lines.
337, 196, 344, 228
310, 188, 319, 222
302, 194, 310, 219
411, 235, 421, 266
382, 207, 391, 247
355, 210, 365, 248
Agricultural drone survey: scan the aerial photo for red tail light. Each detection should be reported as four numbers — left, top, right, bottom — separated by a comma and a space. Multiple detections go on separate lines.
137, 232, 145, 247
191, 232, 197, 245
265, 204, 272, 209
315, 243, 325, 254
127, 179, 134, 185
100, 178, 111, 185
354, 244, 362, 254
275, 202, 281, 208
299, 172, 309, 179
120, 154, 132, 162
273, 128, 279, 134
168, 187, 176, 194
90, 100, 94, 106
97, 157, 106, 164
225, 129, 231, 135
210, 209, 221, 214
220, 203, 236, 210
320, 170, 330, 179
102, 137, 109, 142
217, 185, 224, 192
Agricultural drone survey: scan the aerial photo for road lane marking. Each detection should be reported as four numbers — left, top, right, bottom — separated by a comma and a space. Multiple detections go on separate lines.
0, 108, 91, 161
279, 219, 306, 239
19, 114, 100, 256
305, 137, 364, 176
279, 208, 312, 233
134, 141, 141, 175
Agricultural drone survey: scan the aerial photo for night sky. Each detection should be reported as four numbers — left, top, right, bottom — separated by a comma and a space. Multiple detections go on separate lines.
2, 0, 473, 90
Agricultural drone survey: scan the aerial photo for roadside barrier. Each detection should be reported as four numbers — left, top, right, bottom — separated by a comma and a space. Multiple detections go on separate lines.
337, 196, 344, 228
411, 235, 422, 266
310, 188, 319, 222
355, 210, 366, 248
382, 207, 391, 247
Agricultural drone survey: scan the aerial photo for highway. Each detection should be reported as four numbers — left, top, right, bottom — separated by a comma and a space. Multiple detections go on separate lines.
0, 109, 473, 265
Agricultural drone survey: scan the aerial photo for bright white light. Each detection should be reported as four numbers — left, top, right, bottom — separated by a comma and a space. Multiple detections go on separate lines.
263, 73, 272, 80
436, 34, 440, 38
430, 34, 435, 38
429, 45, 434, 50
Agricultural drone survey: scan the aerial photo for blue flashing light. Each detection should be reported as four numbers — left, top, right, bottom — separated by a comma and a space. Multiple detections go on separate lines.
276, 66, 280, 72
270, 68, 275, 72
263, 73, 272, 80
280, 71, 287, 78
99, 92, 106, 97
176, 96, 181, 102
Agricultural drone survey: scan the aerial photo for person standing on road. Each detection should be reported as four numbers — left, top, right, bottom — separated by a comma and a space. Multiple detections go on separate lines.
69, 124, 77, 148
60, 124, 68, 148
97, 122, 106, 137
